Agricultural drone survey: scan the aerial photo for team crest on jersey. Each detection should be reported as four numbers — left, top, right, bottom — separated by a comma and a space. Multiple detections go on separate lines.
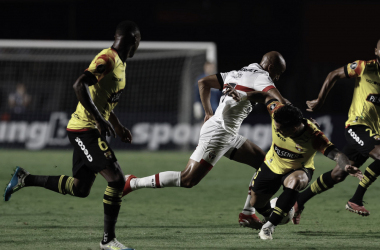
108, 89, 124, 103
270, 103, 277, 110
374, 135, 380, 141
350, 62, 357, 70
208, 151, 216, 160
104, 151, 113, 159
295, 144, 303, 152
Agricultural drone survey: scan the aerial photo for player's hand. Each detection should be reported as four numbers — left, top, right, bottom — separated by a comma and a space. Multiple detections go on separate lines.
204, 114, 213, 123
95, 117, 116, 138
308, 117, 320, 129
306, 99, 323, 112
345, 165, 363, 180
115, 125, 133, 143
225, 84, 241, 102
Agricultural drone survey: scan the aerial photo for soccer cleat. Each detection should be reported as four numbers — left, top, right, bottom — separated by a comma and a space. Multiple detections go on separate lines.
345, 201, 370, 216
122, 175, 137, 197
292, 201, 303, 224
100, 238, 135, 250
4, 167, 29, 202
238, 213, 263, 230
258, 227, 274, 240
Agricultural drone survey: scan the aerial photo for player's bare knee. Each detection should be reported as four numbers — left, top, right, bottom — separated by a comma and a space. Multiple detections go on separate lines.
285, 177, 305, 191
332, 171, 348, 183
75, 188, 91, 198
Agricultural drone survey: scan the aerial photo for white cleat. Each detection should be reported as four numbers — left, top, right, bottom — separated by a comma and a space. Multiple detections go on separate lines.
258, 222, 275, 240
100, 238, 135, 250
258, 228, 273, 240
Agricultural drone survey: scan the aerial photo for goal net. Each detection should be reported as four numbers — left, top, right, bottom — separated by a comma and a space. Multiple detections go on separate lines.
0, 40, 216, 150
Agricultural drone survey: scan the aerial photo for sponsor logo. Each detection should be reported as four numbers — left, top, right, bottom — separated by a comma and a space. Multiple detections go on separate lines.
208, 150, 216, 160
273, 144, 303, 159
295, 144, 303, 152
350, 62, 357, 70
366, 94, 380, 106
108, 89, 124, 103
75, 137, 93, 162
365, 79, 380, 86
239, 67, 259, 73
348, 128, 364, 146
276, 133, 286, 142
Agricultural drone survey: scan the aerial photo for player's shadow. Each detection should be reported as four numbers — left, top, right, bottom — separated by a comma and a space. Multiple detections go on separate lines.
297, 231, 379, 238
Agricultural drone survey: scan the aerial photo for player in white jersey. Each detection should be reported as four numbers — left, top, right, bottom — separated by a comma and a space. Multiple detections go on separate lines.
123, 51, 288, 229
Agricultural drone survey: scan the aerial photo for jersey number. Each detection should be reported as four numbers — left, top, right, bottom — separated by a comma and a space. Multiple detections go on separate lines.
98, 138, 108, 151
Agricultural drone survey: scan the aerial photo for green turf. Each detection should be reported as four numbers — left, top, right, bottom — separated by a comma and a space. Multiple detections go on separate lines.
0, 150, 379, 249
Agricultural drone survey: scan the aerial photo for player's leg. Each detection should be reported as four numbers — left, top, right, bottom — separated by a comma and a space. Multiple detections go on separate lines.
4, 149, 96, 201
348, 147, 380, 215
238, 174, 263, 229
123, 123, 230, 196
223, 137, 265, 228
259, 168, 312, 240
227, 138, 266, 170
345, 126, 380, 215
99, 161, 127, 247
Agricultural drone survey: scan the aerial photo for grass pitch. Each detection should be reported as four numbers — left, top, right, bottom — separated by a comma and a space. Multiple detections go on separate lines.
1, 150, 380, 249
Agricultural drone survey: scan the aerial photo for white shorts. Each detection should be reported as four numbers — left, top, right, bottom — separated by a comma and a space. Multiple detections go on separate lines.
190, 119, 247, 166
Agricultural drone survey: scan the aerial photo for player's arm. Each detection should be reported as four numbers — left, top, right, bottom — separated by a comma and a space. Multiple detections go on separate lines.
109, 111, 132, 143
306, 67, 346, 112
73, 74, 115, 137
325, 147, 363, 180
267, 88, 290, 104
224, 84, 274, 104
198, 74, 222, 122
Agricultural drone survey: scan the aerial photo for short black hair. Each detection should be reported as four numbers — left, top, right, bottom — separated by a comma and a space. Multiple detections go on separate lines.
115, 20, 139, 36
274, 104, 303, 128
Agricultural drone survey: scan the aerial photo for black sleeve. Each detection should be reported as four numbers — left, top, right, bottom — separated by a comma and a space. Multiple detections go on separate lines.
323, 145, 337, 157
343, 65, 349, 78
265, 98, 279, 106
216, 73, 224, 91
83, 71, 98, 86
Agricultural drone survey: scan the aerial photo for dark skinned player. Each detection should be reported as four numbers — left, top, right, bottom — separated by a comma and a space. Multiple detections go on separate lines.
4, 20, 140, 250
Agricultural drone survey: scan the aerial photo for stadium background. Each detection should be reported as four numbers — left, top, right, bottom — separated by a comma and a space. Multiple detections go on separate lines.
2, 1, 380, 249
0, 0, 379, 151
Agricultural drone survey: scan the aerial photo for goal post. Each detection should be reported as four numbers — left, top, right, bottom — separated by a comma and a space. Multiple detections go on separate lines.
0, 40, 217, 150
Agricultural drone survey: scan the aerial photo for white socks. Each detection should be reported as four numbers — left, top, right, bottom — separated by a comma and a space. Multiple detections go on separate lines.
242, 193, 256, 215
131, 171, 181, 190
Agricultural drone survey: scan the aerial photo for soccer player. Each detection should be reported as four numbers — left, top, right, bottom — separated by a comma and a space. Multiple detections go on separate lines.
294, 39, 380, 222
123, 52, 288, 229
4, 20, 140, 250
224, 86, 362, 240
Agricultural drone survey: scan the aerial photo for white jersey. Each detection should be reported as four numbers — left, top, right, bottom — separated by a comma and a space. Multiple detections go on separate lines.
211, 63, 276, 135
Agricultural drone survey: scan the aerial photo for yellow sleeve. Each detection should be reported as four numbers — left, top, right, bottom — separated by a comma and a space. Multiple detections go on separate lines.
344, 60, 366, 78
311, 130, 334, 154
85, 50, 115, 82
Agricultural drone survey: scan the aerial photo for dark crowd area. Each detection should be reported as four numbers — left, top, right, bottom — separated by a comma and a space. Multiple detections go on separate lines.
1, 0, 379, 115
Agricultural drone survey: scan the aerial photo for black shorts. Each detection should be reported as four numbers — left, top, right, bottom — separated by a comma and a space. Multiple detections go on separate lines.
342, 125, 380, 167
67, 129, 117, 176
251, 163, 314, 195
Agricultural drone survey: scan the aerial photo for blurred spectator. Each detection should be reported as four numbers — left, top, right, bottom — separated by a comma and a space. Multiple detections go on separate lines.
193, 61, 221, 120
8, 83, 31, 114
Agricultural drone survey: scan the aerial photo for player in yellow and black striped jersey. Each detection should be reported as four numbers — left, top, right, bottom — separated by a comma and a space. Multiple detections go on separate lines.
301, 39, 380, 219
3, 21, 140, 250
224, 86, 362, 240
